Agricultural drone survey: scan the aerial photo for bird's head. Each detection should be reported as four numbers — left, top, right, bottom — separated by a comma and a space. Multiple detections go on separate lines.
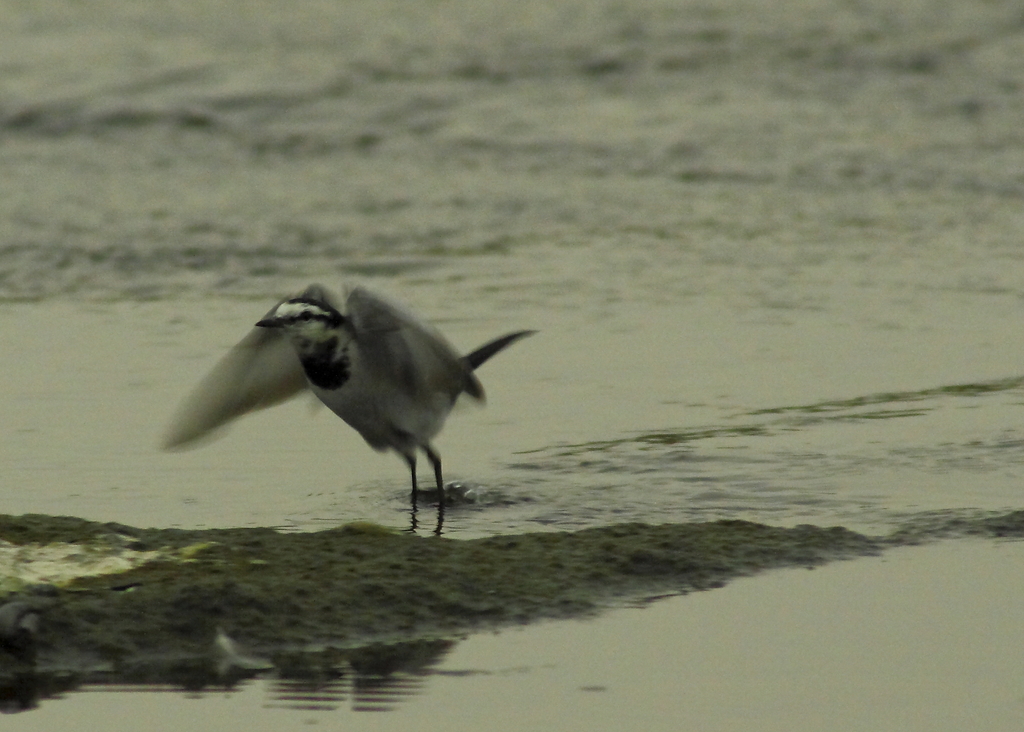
256, 298, 350, 346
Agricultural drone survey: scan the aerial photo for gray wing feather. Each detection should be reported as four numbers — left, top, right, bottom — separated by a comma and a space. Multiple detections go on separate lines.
346, 287, 483, 401
162, 285, 343, 449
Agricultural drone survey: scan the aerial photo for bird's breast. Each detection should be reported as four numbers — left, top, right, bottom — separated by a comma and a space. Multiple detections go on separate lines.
298, 341, 350, 391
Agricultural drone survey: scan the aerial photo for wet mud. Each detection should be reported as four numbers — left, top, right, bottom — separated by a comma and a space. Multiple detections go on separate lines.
0, 514, 882, 678
4, 510, 1024, 700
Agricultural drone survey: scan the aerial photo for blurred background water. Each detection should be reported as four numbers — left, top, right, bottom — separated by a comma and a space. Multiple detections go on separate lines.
6, 1, 1024, 729
2, 0, 1024, 539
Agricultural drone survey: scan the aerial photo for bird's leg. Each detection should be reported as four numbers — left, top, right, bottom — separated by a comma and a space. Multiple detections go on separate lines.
424, 446, 444, 508
404, 452, 418, 504
404, 452, 425, 533
423, 445, 446, 535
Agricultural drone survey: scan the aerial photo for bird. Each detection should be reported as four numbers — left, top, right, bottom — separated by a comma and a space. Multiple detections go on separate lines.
163, 284, 534, 530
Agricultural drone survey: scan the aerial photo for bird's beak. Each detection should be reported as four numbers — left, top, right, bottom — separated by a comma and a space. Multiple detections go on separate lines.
255, 317, 282, 328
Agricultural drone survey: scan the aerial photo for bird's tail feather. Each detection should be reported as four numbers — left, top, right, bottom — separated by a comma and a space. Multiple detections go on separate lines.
463, 330, 536, 371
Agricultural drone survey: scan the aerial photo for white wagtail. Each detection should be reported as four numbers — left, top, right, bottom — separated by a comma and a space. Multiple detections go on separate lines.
164, 284, 533, 525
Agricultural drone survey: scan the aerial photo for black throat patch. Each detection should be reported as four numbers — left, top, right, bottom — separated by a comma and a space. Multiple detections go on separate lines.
298, 338, 350, 390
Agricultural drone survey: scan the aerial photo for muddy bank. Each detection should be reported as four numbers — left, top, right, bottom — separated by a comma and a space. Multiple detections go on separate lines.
0, 515, 880, 673
2, 510, 1023, 696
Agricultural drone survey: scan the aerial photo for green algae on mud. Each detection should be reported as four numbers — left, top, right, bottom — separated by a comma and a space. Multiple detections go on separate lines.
5, 511, 1024, 685
0, 514, 881, 679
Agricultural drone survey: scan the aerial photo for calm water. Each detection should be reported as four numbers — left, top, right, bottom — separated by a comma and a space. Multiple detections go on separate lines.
3, 0, 1024, 727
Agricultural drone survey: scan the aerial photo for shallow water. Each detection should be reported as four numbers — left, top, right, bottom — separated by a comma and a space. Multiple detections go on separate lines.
3, 0, 1024, 724
2, 283, 1023, 538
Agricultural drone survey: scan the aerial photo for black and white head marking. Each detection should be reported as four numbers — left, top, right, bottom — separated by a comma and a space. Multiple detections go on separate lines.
257, 297, 352, 390
261, 298, 345, 335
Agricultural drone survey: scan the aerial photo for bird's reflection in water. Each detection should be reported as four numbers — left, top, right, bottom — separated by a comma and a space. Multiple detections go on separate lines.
407, 481, 493, 536
266, 673, 425, 713
267, 638, 456, 712
408, 487, 445, 536
0, 638, 457, 715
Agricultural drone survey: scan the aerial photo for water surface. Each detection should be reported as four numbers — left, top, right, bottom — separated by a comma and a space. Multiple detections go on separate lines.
2, 0, 1024, 726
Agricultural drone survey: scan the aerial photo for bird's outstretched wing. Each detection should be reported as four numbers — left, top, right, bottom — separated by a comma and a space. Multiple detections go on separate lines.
162, 284, 342, 449
346, 287, 483, 401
